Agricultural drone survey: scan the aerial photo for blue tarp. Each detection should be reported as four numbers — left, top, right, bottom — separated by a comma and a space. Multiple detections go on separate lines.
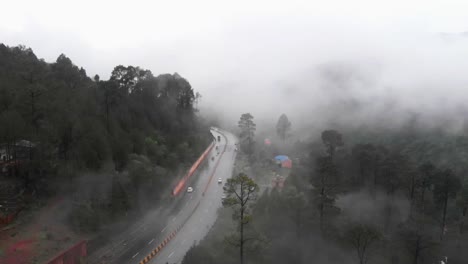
274, 155, 289, 161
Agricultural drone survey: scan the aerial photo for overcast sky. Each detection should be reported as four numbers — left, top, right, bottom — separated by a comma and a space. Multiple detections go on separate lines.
1, 0, 468, 129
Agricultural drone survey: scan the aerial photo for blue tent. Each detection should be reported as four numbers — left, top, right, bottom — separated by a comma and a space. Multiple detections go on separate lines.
275, 155, 289, 162
274, 155, 292, 168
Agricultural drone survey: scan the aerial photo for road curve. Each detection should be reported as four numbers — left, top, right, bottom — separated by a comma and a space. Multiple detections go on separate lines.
148, 128, 237, 264
126, 128, 237, 264
88, 128, 237, 264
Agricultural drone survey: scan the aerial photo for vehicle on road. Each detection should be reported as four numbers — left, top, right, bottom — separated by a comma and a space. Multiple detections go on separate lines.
221, 194, 226, 200
217, 135, 221, 142
218, 178, 222, 184
187, 187, 193, 193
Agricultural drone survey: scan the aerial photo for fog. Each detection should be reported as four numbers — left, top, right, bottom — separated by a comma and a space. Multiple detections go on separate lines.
2, 0, 468, 130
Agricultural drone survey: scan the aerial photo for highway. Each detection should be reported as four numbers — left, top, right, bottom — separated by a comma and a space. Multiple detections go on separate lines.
88, 128, 237, 264
149, 129, 237, 264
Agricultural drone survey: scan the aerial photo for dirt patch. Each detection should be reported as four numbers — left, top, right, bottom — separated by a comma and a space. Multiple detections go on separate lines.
0, 197, 86, 264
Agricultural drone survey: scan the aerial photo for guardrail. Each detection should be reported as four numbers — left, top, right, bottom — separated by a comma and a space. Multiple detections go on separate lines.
137, 200, 201, 264
172, 140, 215, 196
46, 240, 87, 264
139, 130, 229, 264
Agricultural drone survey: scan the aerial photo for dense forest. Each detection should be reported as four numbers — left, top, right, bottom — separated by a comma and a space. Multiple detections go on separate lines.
0, 44, 210, 233
182, 114, 468, 264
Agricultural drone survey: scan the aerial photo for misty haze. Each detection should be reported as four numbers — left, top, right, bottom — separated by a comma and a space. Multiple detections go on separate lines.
1, 1, 468, 264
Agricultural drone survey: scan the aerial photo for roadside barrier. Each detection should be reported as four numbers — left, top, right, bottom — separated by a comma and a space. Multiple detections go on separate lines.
138, 200, 201, 264
139, 131, 228, 264
47, 240, 87, 264
172, 141, 215, 196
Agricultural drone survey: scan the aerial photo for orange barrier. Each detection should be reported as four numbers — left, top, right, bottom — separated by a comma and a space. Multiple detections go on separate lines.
172, 141, 215, 196
138, 200, 202, 264
138, 131, 229, 264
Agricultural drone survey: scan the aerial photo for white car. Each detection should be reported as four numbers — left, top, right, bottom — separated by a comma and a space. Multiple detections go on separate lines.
187, 187, 193, 193
221, 194, 226, 200
218, 178, 222, 184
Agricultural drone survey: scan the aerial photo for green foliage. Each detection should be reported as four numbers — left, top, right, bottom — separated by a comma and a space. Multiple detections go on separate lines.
223, 173, 258, 208
0, 44, 210, 233
433, 169, 461, 206
182, 245, 216, 264
276, 113, 291, 141
238, 113, 256, 155
321, 129, 344, 159
344, 223, 382, 264
186, 123, 468, 264
223, 173, 259, 264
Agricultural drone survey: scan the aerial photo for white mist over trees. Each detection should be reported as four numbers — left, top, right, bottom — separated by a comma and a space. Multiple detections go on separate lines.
276, 114, 291, 142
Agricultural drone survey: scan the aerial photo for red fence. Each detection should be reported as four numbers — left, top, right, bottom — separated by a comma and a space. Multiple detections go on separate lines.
0, 212, 18, 227
172, 141, 215, 196
47, 240, 87, 264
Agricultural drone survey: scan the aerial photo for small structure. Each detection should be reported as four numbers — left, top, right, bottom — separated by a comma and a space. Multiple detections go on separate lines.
271, 174, 285, 189
0, 140, 35, 163
274, 155, 292, 169
0, 140, 36, 176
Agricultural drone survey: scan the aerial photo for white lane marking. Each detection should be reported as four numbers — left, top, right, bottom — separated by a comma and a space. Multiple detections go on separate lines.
132, 252, 139, 259
168, 251, 175, 258
162, 226, 167, 232
131, 224, 145, 234
148, 238, 154, 245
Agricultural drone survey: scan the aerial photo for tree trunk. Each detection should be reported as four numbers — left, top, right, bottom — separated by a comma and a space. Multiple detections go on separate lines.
410, 174, 416, 201
460, 207, 467, 234
319, 186, 325, 231
360, 164, 364, 184
240, 181, 244, 264
409, 174, 416, 216
105, 95, 110, 132
420, 185, 426, 209
413, 237, 420, 264
441, 190, 448, 240
296, 208, 301, 239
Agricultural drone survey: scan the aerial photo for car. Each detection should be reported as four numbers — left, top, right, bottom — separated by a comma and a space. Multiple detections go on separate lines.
221, 194, 226, 200
218, 178, 222, 184
187, 187, 193, 193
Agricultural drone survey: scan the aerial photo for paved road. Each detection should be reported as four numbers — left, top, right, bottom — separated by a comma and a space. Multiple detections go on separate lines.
148, 129, 237, 264
88, 128, 237, 264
